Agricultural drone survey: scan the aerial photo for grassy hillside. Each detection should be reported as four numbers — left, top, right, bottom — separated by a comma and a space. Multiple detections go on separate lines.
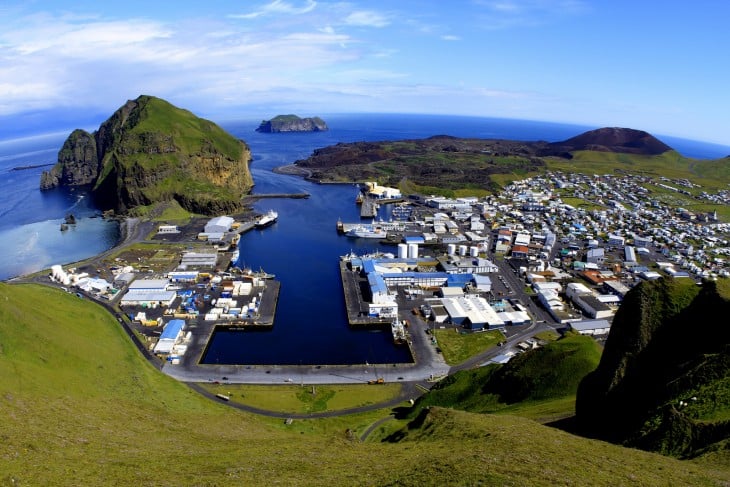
1, 283, 727, 485
406, 334, 602, 422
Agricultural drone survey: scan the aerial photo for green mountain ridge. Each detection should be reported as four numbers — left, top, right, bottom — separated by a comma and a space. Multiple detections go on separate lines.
576, 277, 730, 457
40, 95, 253, 215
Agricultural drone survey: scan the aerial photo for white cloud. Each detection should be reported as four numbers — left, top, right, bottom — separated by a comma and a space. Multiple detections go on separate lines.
229, 0, 317, 20
441, 35, 461, 41
0, 10, 363, 117
344, 10, 390, 28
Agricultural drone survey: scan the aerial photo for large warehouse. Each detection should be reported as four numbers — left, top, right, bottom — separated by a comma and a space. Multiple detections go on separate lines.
441, 295, 505, 331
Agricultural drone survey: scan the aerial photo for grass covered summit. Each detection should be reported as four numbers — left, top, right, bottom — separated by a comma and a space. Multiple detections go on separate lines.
40, 95, 253, 215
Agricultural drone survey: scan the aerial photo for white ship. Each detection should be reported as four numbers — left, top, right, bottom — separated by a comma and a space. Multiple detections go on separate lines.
255, 210, 278, 228
345, 224, 387, 239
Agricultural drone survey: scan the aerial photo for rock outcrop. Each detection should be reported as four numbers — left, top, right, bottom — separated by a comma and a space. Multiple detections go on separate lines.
40, 96, 253, 215
256, 114, 328, 133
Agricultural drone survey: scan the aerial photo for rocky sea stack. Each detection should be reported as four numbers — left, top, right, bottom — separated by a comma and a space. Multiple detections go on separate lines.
40, 95, 253, 215
256, 114, 328, 133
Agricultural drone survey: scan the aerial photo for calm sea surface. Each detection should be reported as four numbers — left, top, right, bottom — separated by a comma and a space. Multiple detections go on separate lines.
2, 114, 728, 364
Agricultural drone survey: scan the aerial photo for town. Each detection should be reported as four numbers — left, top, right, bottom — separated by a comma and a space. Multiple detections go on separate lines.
43, 169, 730, 381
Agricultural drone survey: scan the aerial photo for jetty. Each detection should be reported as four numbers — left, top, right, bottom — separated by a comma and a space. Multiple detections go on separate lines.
242, 193, 309, 204
360, 198, 378, 218
339, 260, 389, 326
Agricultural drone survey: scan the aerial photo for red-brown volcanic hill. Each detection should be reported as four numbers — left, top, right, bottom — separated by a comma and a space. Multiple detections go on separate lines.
546, 127, 673, 155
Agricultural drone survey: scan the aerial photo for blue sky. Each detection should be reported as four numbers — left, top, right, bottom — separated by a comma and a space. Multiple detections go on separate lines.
1, 1, 728, 144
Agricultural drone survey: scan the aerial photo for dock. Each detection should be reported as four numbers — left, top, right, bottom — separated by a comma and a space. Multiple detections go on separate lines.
360, 198, 378, 218
340, 260, 389, 326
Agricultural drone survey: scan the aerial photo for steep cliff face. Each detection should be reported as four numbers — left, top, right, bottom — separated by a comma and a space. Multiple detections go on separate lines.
40, 96, 253, 214
576, 277, 730, 457
256, 114, 328, 133
39, 129, 99, 189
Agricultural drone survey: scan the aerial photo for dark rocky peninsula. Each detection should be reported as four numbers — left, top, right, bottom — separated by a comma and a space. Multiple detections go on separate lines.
40, 95, 253, 215
290, 127, 673, 191
256, 114, 328, 133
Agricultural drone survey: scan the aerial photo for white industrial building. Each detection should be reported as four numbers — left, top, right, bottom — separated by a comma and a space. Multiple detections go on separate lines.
121, 278, 176, 307
441, 295, 505, 330
204, 216, 234, 234
569, 319, 611, 336
157, 225, 179, 234
179, 252, 218, 269
566, 282, 614, 319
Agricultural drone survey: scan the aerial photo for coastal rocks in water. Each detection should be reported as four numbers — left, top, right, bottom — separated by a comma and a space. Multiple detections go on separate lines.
40, 95, 253, 215
256, 115, 328, 133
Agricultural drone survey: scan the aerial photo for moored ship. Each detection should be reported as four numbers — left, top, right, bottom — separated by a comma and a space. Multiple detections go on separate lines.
391, 319, 407, 345
345, 225, 387, 239
255, 210, 278, 228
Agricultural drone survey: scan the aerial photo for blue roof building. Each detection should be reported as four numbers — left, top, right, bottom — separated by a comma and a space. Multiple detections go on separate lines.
154, 319, 185, 354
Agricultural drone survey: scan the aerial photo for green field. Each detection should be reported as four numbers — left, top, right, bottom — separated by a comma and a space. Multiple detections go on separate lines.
198, 382, 404, 414
433, 327, 503, 364
1, 283, 727, 485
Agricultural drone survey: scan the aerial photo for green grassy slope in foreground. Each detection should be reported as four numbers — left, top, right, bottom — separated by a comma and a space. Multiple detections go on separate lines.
407, 334, 602, 420
1, 283, 728, 486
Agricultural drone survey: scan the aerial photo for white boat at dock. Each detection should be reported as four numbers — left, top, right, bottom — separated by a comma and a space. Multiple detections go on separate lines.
255, 210, 278, 228
345, 224, 387, 239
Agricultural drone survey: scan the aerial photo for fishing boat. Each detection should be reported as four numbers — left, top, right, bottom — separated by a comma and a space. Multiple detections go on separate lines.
255, 210, 278, 228
391, 319, 407, 345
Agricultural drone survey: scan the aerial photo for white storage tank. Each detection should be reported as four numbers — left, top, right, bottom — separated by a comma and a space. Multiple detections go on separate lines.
408, 244, 419, 259
459, 245, 468, 256
398, 243, 408, 259
470, 246, 479, 257
447, 244, 456, 255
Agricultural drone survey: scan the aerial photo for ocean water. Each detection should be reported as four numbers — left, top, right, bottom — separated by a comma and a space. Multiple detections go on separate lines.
1, 114, 728, 364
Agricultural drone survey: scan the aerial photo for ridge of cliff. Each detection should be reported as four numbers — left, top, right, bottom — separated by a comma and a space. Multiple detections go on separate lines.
576, 277, 730, 457
40, 95, 253, 215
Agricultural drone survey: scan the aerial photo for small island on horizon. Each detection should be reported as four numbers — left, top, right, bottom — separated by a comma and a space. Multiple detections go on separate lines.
256, 114, 328, 133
